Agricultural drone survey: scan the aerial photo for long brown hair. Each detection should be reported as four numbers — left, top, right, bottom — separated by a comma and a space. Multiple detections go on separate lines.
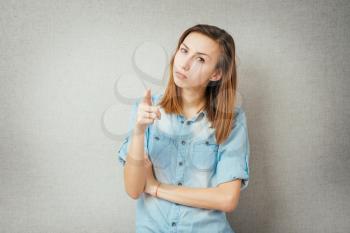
158, 24, 238, 145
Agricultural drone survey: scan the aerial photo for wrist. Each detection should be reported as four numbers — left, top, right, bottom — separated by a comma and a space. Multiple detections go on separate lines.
134, 124, 146, 136
154, 182, 161, 197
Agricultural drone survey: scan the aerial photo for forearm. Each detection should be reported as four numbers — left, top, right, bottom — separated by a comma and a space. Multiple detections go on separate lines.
156, 183, 230, 212
124, 128, 146, 199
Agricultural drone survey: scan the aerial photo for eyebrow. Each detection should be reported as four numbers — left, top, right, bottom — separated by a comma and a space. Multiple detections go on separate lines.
181, 43, 211, 58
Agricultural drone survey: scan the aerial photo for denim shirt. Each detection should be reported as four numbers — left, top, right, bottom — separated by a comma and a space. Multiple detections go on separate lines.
117, 92, 250, 233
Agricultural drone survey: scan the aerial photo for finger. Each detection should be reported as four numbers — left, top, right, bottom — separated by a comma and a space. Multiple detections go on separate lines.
156, 107, 161, 119
142, 112, 151, 119
143, 111, 157, 120
141, 88, 152, 106
152, 106, 161, 119
141, 106, 161, 120
141, 105, 159, 113
139, 118, 155, 125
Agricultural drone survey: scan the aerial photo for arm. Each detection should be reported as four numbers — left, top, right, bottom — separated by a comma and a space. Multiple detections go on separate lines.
143, 157, 242, 213
156, 180, 241, 213
123, 127, 147, 199
123, 89, 161, 200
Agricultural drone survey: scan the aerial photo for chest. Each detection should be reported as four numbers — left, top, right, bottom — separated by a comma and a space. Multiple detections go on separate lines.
147, 125, 219, 172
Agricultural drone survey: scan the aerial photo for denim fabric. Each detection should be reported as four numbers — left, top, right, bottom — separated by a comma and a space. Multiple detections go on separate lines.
117, 92, 250, 233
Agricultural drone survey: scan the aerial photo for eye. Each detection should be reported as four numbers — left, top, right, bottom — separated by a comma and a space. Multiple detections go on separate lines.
198, 57, 205, 63
180, 48, 187, 53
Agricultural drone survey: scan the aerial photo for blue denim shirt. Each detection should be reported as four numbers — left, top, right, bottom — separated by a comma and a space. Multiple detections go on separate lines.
117, 92, 250, 233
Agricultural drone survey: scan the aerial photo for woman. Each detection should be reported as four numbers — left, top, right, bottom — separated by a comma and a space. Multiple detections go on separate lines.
117, 24, 250, 233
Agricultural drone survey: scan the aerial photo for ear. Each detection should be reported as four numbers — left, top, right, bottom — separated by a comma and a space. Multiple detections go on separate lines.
209, 69, 222, 82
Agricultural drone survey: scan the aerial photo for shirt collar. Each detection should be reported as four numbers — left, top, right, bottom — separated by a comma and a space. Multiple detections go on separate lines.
178, 109, 207, 123
156, 93, 207, 123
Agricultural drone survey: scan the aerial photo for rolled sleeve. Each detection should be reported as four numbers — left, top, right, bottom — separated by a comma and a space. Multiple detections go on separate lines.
214, 108, 250, 191
117, 98, 149, 167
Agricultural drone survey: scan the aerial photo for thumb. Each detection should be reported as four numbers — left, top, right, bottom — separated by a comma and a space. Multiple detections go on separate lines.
142, 88, 152, 105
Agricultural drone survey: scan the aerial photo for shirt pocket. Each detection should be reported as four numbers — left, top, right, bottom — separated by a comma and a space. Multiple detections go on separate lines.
149, 133, 172, 169
190, 138, 219, 172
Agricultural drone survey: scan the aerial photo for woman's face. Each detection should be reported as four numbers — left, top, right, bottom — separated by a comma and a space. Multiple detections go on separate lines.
173, 32, 222, 89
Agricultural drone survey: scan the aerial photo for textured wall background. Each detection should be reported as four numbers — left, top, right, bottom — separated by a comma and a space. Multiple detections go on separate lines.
1, 0, 349, 232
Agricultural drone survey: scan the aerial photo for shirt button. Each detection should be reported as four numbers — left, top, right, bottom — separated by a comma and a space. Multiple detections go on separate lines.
181, 140, 186, 145
180, 120, 184, 124
178, 182, 182, 186
172, 222, 176, 227
187, 121, 191, 125
179, 161, 183, 166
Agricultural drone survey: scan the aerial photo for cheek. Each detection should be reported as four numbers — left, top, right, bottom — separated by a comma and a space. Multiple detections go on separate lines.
173, 52, 182, 66
191, 66, 210, 82
188, 74, 210, 88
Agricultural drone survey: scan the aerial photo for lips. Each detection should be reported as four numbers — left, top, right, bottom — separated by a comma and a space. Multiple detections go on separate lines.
175, 71, 188, 79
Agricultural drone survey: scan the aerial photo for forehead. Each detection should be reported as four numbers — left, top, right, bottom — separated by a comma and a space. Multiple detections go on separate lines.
182, 32, 221, 57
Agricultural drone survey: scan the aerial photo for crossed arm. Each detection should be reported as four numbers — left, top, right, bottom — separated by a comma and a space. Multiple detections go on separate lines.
143, 155, 242, 213
156, 180, 241, 213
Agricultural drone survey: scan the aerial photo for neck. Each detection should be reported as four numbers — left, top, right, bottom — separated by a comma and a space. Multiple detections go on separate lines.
181, 88, 206, 112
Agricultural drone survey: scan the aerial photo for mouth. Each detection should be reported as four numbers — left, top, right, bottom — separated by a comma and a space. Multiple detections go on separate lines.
175, 71, 188, 79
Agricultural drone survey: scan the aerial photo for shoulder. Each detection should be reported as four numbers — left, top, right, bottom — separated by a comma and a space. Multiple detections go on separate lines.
218, 106, 248, 147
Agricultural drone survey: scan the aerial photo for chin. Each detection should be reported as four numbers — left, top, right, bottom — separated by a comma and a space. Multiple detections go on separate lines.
173, 74, 185, 87
174, 79, 185, 88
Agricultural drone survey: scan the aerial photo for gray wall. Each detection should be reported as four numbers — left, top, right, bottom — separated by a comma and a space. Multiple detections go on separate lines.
1, 0, 349, 232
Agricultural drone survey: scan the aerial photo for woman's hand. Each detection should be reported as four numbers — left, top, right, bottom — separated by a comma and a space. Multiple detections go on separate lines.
135, 88, 161, 135
144, 155, 160, 196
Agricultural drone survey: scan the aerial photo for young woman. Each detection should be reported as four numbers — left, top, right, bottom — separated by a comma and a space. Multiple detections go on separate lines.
118, 24, 250, 233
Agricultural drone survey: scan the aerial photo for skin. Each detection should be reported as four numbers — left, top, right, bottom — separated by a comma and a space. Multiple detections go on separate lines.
173, 31, 223, 119
142, 32, 242, 213
123, 89, 160, 199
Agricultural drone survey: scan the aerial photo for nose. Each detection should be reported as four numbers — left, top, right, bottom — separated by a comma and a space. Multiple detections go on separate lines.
180, 57, 192, 71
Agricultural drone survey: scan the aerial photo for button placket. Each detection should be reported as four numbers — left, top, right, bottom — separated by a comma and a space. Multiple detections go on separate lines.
174, 138, 186, 209
177, 140, 185, 187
